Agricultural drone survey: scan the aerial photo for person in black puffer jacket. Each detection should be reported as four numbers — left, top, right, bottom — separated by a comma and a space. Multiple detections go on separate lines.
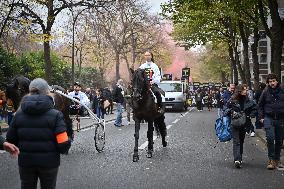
6, 78, 71, 189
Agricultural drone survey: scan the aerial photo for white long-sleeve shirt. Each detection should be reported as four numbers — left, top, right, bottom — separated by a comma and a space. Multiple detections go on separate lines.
139, 61, 161, 84
68, 91, 90, 107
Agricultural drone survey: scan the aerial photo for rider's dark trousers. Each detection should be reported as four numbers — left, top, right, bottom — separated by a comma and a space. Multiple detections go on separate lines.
152, 84, 162, 107
19, 166, 58, 189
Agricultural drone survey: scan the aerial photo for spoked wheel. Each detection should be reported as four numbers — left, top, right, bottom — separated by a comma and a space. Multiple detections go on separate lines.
94, 123, 105, 153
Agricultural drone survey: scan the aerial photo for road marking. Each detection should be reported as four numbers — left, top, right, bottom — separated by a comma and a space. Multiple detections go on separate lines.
0, 150, 6, 154
172, 119, 180, 124
166, 125, 173, 129
138, 136, 158, 150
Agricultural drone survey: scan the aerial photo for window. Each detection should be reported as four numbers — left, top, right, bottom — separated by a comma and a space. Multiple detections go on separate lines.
259, 41, 267, 47
159, 83, 182, 92
260, 54, 267, 63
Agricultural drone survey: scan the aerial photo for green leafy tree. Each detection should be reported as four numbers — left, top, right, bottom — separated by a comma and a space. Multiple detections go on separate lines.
17, 51, 72, 88
0, 47, 20, 88
199, 43, 231, 83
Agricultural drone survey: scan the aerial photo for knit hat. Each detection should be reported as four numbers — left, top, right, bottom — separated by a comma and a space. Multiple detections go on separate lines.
29, 78, 51, 95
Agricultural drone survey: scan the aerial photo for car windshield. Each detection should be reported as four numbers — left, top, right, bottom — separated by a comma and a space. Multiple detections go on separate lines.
159, 83, 182, 92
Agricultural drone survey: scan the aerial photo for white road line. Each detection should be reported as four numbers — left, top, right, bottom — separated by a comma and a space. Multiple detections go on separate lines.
172, 119, 180, 124
138, 136, 158, 150
166, 125, 173, 130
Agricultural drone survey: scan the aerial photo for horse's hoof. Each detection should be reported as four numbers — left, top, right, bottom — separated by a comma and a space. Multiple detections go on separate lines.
162, 141, 167, 147
133, 155, 139, 162
146, 151, 153, 158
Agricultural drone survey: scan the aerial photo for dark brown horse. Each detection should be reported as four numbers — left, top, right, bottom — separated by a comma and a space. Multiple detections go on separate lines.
129, 68, 167, 162
5, 76, 74, 140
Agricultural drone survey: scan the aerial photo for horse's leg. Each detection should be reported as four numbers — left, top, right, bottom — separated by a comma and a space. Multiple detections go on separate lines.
133, 119, 140, 162
155, 115, 167, 147
146, 121, 154, 158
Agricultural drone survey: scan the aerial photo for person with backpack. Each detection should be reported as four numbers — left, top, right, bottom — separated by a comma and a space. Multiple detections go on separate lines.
258, 73, 284, 170
224, 84, 257, 168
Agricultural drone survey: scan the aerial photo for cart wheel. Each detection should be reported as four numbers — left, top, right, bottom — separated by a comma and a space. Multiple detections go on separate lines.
94, 123, 105, 153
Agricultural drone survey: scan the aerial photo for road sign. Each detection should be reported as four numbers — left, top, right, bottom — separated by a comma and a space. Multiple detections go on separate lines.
182, 68, 190, 77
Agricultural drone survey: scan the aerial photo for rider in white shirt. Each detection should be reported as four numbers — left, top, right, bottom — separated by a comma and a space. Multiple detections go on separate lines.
68, 82, 90, 108
139, 51, 163, 113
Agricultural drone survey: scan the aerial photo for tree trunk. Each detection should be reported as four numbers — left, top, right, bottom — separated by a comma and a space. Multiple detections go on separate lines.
238, 21, 251, 88
233, 43, 246, 84
0, 0, 15, 39
43, 31, 52, 83
131, 29, 136, 70
71, 21, 75, 86
220, 71, 227, 83
115, 51, 120, 81
228, 43, 238, 83
252, 26, 260, 90
267, 0, 284, 82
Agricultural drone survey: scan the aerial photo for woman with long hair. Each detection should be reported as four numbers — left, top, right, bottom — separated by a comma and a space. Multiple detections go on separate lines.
225, 84, 257, 168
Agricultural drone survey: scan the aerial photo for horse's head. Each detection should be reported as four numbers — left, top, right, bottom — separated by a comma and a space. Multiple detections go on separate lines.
6, 76, 30, 110
130, 68, 149, 101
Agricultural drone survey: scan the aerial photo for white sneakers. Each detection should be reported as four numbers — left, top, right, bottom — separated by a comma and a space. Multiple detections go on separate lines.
250, 132, 255, 137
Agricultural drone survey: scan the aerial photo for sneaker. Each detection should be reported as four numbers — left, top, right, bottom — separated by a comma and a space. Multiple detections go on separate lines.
267, 160, 275, 170
274, 160, 284, 168
246, 132, 250, 136
234, 161, 241, 169
126, 121, 130, 125
250, 132, 255, 137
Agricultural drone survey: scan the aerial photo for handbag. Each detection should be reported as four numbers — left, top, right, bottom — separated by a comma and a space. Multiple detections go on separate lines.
103, 100, 111, 109
231, 111, 246, 128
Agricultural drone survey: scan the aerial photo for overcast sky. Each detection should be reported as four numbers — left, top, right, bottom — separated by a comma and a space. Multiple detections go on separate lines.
147, 0, 169, 13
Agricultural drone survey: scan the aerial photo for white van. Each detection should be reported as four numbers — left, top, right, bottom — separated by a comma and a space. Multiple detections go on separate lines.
158, 80, 188, 111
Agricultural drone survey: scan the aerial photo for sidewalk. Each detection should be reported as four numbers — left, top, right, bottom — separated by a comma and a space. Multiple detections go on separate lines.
255, 128, 267, 144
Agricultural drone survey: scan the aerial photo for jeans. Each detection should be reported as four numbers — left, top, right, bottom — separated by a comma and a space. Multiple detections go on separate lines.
217, 108, 222, 118
96, 106, 104, 119
255, 113, 263, 129
19, 167, 58, 189
264, 116, 284, 160
115, 103, 123, 126
232, 126, 246, 161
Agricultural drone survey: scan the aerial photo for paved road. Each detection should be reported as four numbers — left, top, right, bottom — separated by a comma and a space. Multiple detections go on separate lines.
1, 108, 284, 189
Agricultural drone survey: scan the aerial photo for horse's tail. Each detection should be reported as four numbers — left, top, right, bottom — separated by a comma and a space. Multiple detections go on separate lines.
154, 114, 167, 137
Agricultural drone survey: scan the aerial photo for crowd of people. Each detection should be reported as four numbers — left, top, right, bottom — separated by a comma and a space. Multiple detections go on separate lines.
1, 50, 284, 188
216, 74, 284, 170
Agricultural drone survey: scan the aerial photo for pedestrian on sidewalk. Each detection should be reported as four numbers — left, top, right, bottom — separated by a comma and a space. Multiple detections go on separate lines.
225, 84, 257, 168
195, 89, 203, 112
254, 83, 266, 129
6, 78, 71, 189
222, 83, 236, 108
258, 73, 284, 170
113, 79, 125, 127
216, 88, 224, 117
92, 88, 106, 120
